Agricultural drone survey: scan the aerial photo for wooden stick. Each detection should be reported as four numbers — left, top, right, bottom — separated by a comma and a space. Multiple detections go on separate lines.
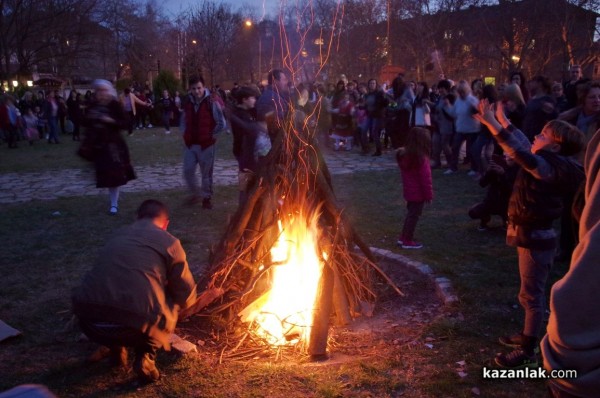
308, 263, 334, 359
332, 265, 352, 326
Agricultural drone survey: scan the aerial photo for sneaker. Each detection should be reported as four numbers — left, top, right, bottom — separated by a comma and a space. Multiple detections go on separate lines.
109, 206, 118, 215
202, 198, 213, 209
165, 130, 171, 134
498, 333, 541, 353
494, 349, 538, 369
396, 239, 403, 246
467, 170, 478, 177
134, 353, 160, 383
499, 333, 524, 348
443, 169, 455, 175
147, 123, 153, 128
402, 240, 423, 249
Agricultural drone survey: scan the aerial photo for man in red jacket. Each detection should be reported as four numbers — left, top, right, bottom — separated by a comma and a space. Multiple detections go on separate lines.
180, 75, 225, 208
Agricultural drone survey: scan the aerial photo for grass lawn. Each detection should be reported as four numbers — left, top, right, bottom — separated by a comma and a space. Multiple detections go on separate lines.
0, 130, 566, 397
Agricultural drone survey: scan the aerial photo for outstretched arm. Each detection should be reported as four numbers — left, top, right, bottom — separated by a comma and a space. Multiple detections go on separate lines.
473, 99, 503, 135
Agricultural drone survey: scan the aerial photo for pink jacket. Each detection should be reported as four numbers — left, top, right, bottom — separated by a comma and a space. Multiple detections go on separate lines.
397, 150, 433, 202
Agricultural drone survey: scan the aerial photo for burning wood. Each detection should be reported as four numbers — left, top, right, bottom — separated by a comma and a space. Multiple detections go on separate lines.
187, 114, 403, 359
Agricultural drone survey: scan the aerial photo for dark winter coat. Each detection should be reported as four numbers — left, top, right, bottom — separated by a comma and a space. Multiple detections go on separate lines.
81, 99, 135, 188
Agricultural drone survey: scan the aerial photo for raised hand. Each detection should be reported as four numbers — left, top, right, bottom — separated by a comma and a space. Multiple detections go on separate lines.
474, 98, 502, 135
494, 101, 510, 128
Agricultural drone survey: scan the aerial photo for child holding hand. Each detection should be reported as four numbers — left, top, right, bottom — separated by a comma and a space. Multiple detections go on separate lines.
396, 127, 433, 249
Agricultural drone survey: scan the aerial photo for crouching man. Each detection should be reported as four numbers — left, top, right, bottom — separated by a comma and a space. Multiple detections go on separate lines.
72, 199, 197, 383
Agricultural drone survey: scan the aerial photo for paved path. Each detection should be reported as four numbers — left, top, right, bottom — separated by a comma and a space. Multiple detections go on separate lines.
0, 150, 398, 204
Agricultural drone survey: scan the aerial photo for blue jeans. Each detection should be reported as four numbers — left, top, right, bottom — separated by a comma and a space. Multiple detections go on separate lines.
517, 246, 554, 337
450, 132, 477, 171
162, 112, 171, 131
47, 116, 59, 143
183, 144, 215, 199
362, 117, 383, 153
470, 132, 494, 173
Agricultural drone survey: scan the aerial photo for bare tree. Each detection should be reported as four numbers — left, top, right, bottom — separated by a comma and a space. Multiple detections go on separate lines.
0, 0, 99, 80
186, 1, 242, 87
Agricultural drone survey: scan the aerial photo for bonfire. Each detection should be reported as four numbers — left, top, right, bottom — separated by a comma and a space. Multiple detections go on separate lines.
181, 105, 403, 361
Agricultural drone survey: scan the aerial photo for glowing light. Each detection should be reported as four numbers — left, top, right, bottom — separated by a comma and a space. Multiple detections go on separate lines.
11, 80, 18, 87
192, 39, 197, 45
511, 55, 520, 62
245, 210, 325, 346
245, 20, 253, 27
26, 80, 33, 87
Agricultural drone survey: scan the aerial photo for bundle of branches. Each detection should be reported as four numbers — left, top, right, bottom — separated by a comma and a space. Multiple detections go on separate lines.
182, 113, 403, 355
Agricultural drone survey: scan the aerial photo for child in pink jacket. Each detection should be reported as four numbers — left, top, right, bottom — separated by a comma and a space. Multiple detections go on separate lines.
396, 127, 433, 249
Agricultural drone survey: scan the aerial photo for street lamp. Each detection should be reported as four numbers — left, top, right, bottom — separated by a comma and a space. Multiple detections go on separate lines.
12, 80, 18, 88
243, 19, 260, 83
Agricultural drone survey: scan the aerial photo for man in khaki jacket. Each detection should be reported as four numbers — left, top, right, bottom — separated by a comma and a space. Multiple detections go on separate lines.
72, 199, 197, 383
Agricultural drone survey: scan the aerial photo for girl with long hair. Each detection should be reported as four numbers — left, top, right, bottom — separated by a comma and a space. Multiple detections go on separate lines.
396, 127, 433, 249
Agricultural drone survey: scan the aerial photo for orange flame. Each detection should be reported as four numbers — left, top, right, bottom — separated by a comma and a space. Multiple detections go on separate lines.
244, 209, 324, 346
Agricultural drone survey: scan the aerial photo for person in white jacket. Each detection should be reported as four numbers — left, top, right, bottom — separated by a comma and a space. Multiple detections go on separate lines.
444, 80, 480, 175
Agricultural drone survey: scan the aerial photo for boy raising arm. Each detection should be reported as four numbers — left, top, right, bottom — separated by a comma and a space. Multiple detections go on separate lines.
474, 101, 585, 369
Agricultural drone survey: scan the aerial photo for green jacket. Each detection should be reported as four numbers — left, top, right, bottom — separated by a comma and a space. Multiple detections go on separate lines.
72, 219, 197, 349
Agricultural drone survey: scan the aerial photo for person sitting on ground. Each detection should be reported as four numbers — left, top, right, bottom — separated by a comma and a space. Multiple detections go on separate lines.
72, 199, 197, 383
474, 100, 586, 370
468, 153, 519, 231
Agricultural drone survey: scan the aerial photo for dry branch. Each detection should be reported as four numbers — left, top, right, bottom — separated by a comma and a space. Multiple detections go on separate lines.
191, 116, 403, 357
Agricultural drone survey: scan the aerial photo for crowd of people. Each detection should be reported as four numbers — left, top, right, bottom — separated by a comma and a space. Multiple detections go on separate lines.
0, 65, 598, 394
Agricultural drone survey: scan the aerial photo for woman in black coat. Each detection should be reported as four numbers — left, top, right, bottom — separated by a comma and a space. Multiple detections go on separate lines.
80, 80, 135, 215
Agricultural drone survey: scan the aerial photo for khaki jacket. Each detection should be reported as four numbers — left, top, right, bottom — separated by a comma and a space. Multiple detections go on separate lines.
72, 219, 197, 348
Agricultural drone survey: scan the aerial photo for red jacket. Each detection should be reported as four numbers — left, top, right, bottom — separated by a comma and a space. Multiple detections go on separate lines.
397, 150, 433, 202
183, 96, 216, 148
